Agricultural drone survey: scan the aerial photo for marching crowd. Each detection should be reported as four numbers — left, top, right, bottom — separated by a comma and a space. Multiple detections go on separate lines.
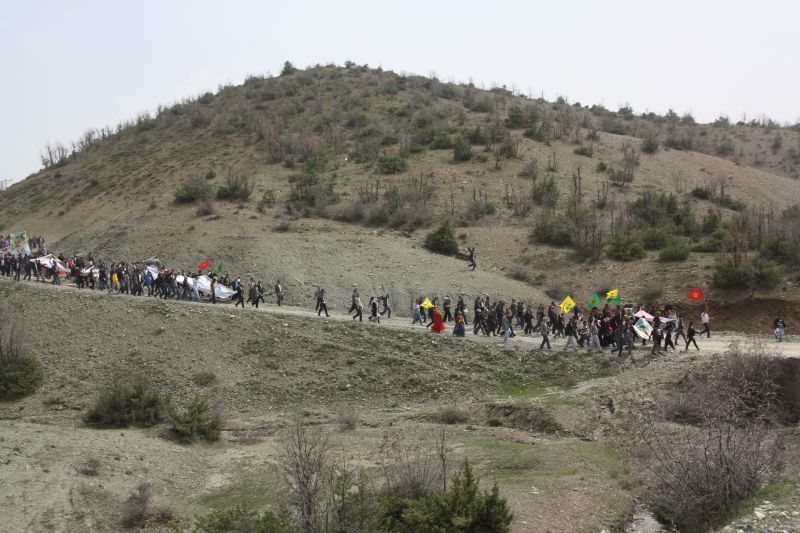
0, 242, 789, 355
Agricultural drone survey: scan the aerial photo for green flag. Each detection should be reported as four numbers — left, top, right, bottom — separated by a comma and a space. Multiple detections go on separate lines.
215, 261, 223, 273
586, 293, 603, 309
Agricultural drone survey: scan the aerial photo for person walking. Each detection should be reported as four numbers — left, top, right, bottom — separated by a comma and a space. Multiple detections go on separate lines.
467, 247, 477, 271
412, 299, 424, 326
380, 293, 392, 318
210, 273, 217, 304
685, 321, 700, 351
443, 296, 453, 322
539, 317, 551, 349
588, 319, 602, 352
501, 309, 513, 347
564, 318, 578, 350
274, 280, 284, 306
699, 307, 711, 338
317, 289, 329, 317
453, 312, 466, 337
352, 294, 363, 322
233, 276, 245, 308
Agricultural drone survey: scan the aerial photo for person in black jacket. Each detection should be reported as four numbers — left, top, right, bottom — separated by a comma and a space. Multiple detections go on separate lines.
685, 322, 699, 351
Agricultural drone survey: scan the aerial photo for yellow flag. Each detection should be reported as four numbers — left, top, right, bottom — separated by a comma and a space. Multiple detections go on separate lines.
606, 289, 619, 300
559, 295, 576, 314
420, 297, 434, 309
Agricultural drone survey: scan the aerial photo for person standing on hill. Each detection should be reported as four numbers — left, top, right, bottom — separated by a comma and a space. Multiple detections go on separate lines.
368, 295, 380, 323
349, 289, 359, 314
774, 315, 786, 342
317, 288, 329, 317
274, 280, 284, 306
564, 317, 579, 350
210, 273, 217, 304
699, 307, 711, 338
467, 247, 477, 271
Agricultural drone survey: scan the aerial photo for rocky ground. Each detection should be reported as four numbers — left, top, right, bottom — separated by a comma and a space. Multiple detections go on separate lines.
1, 277, 799, 532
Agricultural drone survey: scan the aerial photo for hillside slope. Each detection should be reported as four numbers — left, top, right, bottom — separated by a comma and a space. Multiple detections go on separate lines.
2, 64, 800, 312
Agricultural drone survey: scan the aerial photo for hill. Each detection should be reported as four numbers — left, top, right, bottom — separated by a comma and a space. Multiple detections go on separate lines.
2, 62, 800, 313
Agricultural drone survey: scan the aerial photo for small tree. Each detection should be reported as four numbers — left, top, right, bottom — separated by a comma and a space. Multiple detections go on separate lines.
452, 135, 473, 162
280, 60, 297, 76
424, 222, 458, 255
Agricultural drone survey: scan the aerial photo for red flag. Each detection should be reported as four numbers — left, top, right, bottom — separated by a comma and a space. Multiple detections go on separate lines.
197, 260, 211, 270
688, 287, 704, 301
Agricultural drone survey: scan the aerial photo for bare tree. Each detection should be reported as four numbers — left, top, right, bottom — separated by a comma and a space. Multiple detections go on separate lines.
281, 417, 331, 532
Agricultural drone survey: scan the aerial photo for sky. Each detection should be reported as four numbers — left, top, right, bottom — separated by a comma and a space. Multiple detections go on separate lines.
1, 0, 798, 185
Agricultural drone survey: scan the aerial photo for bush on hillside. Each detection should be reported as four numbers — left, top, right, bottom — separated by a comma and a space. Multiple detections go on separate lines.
84, 382, 165, 428
193, 506, 292, 533
216, 171, 254, 201
690, 187, 711, 200
169, 397, 222, 443
659, 239, 690, 261
452, 135, 473, 162
174, 175, 214, 203
532, 218, 572, 246
642, 228, 670, 251
424, 222, 459, 255
376, 154, 408, 175
641, 136, 659, 154
0, 321, 42, 401
752, 259, 783, 289
607, 235, 646, 261
712, 262, 750, 289
380, 460, 513, 533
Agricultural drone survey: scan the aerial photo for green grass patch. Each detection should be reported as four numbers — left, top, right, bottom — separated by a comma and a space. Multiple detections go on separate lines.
497, 372, 548, 397
714, 481, 796, 527
198, 472, 277, 511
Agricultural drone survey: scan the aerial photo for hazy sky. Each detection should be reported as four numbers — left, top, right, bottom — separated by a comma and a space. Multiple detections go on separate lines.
2, 0, 798, 184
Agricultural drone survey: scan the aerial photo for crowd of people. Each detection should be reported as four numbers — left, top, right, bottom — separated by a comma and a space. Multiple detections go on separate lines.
0, 242, 789, 354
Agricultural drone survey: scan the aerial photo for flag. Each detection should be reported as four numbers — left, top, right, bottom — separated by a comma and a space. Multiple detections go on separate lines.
688, 287, 704, 301
586, 293, 603, 309
215, 261, 224, 274
197, 260, 211, 270
420, 298, 434, 309
606, 289, 620, 305
559, 295, 576, 314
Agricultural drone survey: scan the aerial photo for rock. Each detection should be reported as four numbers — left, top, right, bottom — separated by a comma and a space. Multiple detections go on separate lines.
754, 510, 766, 520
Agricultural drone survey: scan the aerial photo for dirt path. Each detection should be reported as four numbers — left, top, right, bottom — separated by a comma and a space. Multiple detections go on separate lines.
3, 276, 799, 359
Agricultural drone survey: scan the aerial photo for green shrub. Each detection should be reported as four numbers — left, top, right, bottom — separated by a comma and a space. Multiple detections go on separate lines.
193, 505, 292, 533
532, 219, 572, 246
452, 135, 473, 162
376, 154, 408, 175
380, 460, 513, 533
702, 209, 720, 234
660, 239, 690, 261
0, 324, 42, 401
641, 136, 659, 154
424, 222, 459, 255
713, 262, 750, 289
84, 383, 165, 428
607, 235, 646, 261
760, 233, 792, 263
690, 187, 711, 200
170, 398, 221, 443
642, 228, 670, 250
174, 176, 214, 204
429, 131, 453, 150
752, 259, 783, 289
596, 161, 608, 172
721, 196, 745, 211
